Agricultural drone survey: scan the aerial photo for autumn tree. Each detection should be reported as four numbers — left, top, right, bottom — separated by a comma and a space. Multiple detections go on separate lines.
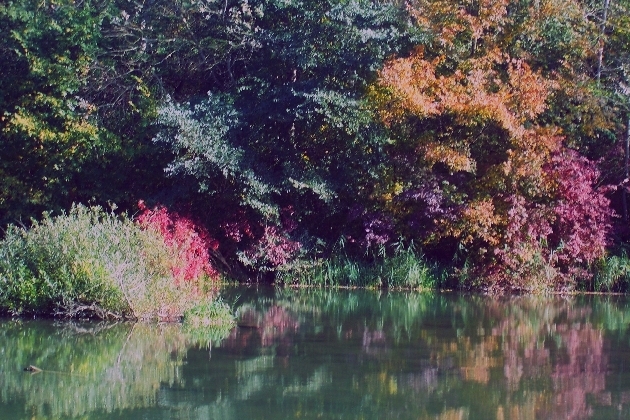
372, 0, 614, 290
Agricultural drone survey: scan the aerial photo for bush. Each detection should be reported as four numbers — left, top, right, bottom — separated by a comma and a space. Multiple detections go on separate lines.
182, 299, 235, 348
136, 201, 220, 283
593, 253, 630, 292
0, 204, 216, 319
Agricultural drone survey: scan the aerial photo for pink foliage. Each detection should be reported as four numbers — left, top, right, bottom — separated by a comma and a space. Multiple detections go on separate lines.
221, 211, 253, 243
260, 305, 300, 347
496, 194, 553, 272
136, 201, 219, 282
492, 150, 613, 285
244, 225, 302, 268
547, 150, 613, 265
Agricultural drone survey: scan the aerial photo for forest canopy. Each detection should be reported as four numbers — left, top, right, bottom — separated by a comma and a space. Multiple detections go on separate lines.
1, 0, 629, 292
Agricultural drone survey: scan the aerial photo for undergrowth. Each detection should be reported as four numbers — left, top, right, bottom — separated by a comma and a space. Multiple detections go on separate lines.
0, 204, 219, 320
277, 242, 443, 289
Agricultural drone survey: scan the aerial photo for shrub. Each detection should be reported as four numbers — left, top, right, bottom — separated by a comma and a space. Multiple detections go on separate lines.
0, 204, 213, 319
182, 299, 235, 348
239, 225, 302, 272
136, 201, 219, 283
593, 253, 630, 292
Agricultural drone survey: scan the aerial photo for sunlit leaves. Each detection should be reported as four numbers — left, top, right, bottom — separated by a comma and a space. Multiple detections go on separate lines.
372, 0, 614, 288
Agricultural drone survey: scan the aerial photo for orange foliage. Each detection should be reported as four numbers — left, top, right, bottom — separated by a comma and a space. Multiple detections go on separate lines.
372, 0, 612, 289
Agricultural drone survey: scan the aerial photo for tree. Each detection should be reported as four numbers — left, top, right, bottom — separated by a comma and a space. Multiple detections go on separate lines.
154, 0, 423, 272
0, 0, 110, 226
371, 0, 614, 289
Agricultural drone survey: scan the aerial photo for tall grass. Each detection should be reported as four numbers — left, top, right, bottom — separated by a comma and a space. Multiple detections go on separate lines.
182, 298, 235, 347
593, 252, 630, 292
0, 204, 214, 319
278, 243, 442, 289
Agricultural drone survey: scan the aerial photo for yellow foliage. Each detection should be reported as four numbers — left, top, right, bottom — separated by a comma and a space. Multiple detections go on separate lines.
423, 141, 475, 173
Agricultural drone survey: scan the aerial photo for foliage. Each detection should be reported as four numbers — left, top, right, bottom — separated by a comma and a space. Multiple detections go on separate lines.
183, 299, 236, 347
0, 0, 627, 289
370, 0, 615, 290
0, 204, 210, 319
153, 0, 423, 269
278, 243, 441, 289
0, 0, 178, 227
136, 200, 219, 282
0, 0, 109, 225
593, 251, 630, 292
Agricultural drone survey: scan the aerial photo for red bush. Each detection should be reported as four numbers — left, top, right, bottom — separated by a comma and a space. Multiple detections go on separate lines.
136, 201, 219, 282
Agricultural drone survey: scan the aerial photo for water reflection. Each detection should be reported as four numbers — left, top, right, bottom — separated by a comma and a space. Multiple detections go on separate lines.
0, 321, 224, 419
214, 290, 630, 420
2, 290, 630, 419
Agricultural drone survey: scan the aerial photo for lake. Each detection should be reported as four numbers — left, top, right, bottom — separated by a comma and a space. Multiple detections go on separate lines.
2, 286, 630, 419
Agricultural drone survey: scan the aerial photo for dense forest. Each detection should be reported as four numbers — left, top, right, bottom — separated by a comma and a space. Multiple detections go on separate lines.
1, 0, 630, 295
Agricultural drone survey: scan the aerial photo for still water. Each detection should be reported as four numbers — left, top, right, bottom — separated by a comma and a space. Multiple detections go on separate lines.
3, 287, 630, 419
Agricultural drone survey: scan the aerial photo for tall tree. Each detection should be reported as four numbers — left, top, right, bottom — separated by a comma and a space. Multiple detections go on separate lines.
155, 0, 423, 272
0, 0, 109, 225
371, 0, 614, 290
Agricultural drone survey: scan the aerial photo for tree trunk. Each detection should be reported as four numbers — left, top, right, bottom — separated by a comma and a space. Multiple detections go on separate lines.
624, 116, 630, 222
597, 0, 611, 85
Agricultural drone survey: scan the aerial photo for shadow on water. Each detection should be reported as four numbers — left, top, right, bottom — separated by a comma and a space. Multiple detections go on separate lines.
3, 288, 630, 419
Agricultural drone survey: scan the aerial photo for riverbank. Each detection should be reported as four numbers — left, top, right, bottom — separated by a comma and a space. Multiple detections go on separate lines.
1, 204, 630, 322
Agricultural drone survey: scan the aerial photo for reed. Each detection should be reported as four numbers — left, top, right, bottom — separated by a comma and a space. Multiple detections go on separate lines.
278, 244, 442, 289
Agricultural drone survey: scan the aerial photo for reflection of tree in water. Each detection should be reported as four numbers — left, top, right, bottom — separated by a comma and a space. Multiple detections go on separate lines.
405, 298, 610, 420
0, 321, 230, 418
547, 323, 607, 420
3, 290, 630, 419
224, 304, 299, 356
217, 290, 629, 419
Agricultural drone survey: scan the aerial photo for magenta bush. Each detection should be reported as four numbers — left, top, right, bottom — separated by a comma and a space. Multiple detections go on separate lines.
136, 201, 219, 282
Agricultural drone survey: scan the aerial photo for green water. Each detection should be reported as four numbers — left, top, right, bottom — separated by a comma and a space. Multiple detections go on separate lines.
3, 287, 630, 419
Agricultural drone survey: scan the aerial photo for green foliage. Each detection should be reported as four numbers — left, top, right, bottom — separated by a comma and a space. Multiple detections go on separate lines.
0, 204, 207, 319
278, 243, 441, 289
183, 299, 236, 347
0, 0, 114, 225
593, 252, 630, 292
154, 0, 423, 252
0, 0, 185, 227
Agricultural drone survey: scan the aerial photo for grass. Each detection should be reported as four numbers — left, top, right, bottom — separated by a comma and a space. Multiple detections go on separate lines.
277, 244, 443, 289
593, 252, 630, 292
182, 299, 235, 347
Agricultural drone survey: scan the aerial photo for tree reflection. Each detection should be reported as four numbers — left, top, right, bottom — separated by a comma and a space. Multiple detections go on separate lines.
216, 289, 630, 419
0, 320, 231, 418
2, 290, 630, 419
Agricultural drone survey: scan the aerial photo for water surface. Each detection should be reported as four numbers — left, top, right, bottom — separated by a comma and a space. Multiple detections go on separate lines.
3, 287, 630, 419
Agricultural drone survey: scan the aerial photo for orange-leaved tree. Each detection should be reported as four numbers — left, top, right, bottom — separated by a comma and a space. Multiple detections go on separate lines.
370, 0, 613, 290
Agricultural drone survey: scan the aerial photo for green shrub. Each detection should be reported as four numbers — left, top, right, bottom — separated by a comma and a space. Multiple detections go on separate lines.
183, 299, 235, 347
0, 204, 211, 319
593, 253, 630, 292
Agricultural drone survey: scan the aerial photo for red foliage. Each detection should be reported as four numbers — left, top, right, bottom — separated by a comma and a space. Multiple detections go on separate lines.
136, 200, 219, 282
547, 150, 613, 265
493, 151, 613, 286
